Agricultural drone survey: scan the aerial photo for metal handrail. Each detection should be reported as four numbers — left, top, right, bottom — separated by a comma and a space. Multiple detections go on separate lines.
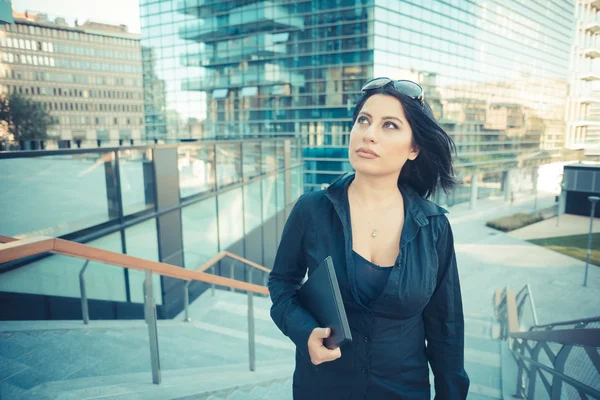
531, 315, 600, 331
0, 236, 269, 294
0, 235, 272, 383
0, 136, 294, 158
493, 284, 600, 399
515, 283, 539, 327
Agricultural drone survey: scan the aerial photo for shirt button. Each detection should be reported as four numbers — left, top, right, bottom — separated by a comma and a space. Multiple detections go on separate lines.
363, 336, 369, 343
361, 368, 367, 373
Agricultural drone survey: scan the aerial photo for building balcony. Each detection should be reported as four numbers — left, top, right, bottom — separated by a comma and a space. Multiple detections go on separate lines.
579, 95, 600, 104
581, 47, 600, 58
182, 64, 305, 92
180, 33, 288, 67
580, 0, 600, 9
176, 0, 256, 18
179, 1, 303, 43
583, 21, 600, 34
581, 73, 600, 81
573, 118, 600, 127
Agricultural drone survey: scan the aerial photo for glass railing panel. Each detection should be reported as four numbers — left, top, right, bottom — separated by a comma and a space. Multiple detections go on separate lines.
118, 148, 155, 216
182, 196, 218, 269
243, 180, 262, 234
216, 143, 242, 190
242, 142, 261, 181
261, 141, 277, 173
0, 152, 117, 238
262, 175, 277, 221
178, 144, 217, 199
276, 171, 285, 212
218, 187, 244, 249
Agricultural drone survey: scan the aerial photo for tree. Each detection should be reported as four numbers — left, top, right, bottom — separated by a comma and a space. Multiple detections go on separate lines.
0, 92, 55, 141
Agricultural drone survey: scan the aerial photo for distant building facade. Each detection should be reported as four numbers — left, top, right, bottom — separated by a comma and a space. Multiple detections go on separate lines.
566, 0, 600, 155
0, 11, 144, 143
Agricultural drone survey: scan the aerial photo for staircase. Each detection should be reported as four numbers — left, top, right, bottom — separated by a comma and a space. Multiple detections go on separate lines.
462, 315, 504, 400
0, 289, 507, 400
0, 289, 295, 400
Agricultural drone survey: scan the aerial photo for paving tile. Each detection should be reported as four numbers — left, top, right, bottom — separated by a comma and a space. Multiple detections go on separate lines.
0, 356, 28, 381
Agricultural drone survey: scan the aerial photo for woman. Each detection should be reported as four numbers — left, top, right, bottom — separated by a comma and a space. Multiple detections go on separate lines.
268, 78, 470, 400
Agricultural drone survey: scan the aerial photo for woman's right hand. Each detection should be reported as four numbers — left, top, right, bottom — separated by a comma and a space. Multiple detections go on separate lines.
308, 327, 342, 365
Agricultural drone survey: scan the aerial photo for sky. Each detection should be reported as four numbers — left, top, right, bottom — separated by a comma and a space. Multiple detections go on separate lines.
11, 0, 141, 33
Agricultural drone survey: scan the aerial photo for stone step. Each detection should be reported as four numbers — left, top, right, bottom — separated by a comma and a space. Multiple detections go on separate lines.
0, 288, 504, 400
1, 323, 294, 395
24, 361, 293, 400
200, 378, 292, 400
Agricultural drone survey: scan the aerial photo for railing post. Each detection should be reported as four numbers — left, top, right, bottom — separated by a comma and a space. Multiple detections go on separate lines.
211, 265, 216, 296
230, 262, 235, 292
526, 341, 543, 399
144, 270, 161, 384
247, 267, 256, 372
184, 280, 191, 322
514, 340, 526, 398
263, 272, 268, 297
79, 260, 90, 325
550, 345, 572, 399
526, 284, 539, 327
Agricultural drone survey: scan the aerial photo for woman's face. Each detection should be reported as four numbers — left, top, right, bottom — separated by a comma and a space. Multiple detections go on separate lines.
348, 94, 419, 177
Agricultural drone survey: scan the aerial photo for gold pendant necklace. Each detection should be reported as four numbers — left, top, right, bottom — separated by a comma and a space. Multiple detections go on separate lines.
350, 185, 398, 239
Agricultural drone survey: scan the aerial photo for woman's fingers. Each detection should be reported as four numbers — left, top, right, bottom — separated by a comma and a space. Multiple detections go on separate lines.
308, 327, 343, 365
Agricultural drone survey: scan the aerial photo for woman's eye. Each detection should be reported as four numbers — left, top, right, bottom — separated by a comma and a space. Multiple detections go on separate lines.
357, 116, 369, 124
383, 121, 398, 129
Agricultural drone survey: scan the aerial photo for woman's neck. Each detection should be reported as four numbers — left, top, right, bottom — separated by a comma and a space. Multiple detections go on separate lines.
350, 171, 401, 209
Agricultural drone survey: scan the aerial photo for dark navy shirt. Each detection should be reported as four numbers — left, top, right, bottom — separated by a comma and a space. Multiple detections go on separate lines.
269, 172, 470, 400
353, 250, 393, 306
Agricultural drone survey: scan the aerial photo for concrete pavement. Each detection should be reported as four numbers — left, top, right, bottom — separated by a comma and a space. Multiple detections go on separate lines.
445, 191, 600, 325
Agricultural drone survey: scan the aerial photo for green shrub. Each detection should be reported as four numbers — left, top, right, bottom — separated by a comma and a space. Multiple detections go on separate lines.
486, 213, 544, 232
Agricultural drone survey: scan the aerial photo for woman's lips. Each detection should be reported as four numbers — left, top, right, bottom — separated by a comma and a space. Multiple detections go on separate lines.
356, 148, 379, 158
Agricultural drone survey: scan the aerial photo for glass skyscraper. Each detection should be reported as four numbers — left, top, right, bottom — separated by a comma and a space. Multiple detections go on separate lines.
140, 0, 574, 199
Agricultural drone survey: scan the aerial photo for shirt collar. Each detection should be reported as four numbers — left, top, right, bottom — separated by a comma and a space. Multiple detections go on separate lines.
325, 172, 448, 228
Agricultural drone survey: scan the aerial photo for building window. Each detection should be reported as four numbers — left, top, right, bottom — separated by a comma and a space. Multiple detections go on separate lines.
114, 118, 118, 125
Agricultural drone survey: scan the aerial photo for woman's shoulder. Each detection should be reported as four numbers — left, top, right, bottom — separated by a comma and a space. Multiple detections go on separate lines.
295, 189, 329, 210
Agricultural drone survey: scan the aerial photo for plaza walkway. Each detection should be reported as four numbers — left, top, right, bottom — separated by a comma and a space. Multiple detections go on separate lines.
446, 191, 600, 324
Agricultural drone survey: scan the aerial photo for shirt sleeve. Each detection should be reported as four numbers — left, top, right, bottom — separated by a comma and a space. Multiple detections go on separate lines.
423, 216, 470, 399
268, 194, 320, 359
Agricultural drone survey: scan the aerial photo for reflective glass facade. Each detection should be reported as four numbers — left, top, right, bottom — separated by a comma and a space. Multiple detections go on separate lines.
140, 0, 574, 197
0, 137, 302, 320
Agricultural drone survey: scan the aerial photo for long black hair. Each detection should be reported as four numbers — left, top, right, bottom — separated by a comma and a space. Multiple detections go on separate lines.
352, 86, 456, 199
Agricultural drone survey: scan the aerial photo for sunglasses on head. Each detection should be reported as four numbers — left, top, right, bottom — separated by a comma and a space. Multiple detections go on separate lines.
361, 78, 425, 106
